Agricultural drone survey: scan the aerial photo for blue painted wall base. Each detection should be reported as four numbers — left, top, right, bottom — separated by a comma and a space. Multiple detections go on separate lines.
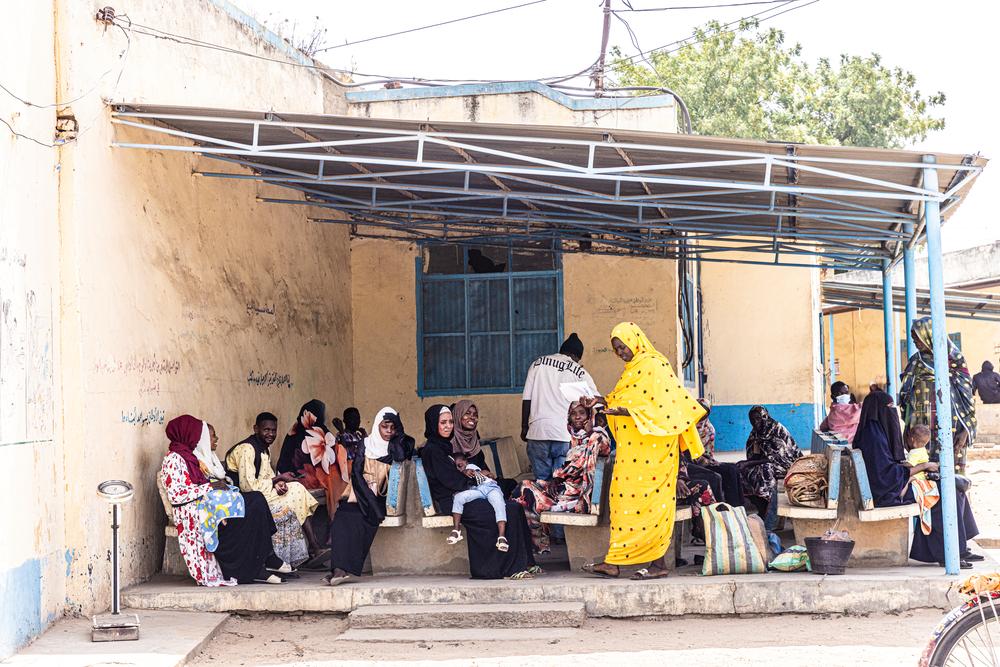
711, 402, 817, 452
0, 558, 42, 659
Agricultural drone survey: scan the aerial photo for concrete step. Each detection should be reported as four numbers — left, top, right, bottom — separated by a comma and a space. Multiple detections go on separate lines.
349, 601, 586, 629
337, 627, 581, 642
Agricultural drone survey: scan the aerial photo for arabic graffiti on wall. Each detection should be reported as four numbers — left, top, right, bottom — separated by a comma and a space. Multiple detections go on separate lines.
247, 369, 293, 389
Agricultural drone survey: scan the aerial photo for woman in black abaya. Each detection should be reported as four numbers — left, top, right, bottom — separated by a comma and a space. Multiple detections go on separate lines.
420, 405, 537, 580
853, 390, 980, 569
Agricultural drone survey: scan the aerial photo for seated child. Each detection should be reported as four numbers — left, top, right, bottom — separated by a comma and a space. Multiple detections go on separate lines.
905, 424, 932, 481
446, 453, 508, 552
904, 424, 940, 536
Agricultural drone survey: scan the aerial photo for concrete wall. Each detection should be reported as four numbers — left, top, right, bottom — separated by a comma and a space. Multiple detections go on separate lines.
0, 2, 63, 657
830, 304, 1000, 431
0, 1, 352, 655
700, 259, 820, 451
350, 240, 678, 442
345, 82, 678, 132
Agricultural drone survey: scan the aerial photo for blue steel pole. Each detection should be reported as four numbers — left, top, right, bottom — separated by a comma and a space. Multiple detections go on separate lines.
923, 156, 959, 575
882, 258, 898, 398
903, 226, 918, 359
828, 314, 836, 382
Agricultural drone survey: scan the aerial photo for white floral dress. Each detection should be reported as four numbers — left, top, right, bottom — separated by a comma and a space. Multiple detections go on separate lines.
161, 452, 235, 587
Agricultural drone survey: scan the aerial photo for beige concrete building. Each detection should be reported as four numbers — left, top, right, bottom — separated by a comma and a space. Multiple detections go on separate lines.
2, 0, 980, 657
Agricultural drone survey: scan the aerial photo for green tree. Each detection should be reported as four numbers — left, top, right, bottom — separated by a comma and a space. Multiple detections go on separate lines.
612, 20, 945, 148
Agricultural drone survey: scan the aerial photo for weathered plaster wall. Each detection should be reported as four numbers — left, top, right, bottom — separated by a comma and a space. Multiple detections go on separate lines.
831, 305, 1000, 415
350, 240, 678, 443
0, 3, 63, 658
47, 0, 351, 629
346, 87, 678, 132
700, 258, 819, 450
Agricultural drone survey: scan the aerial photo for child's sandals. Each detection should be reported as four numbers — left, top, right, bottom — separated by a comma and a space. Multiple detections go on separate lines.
446, 529, 463, 545
496, 536, 510, 552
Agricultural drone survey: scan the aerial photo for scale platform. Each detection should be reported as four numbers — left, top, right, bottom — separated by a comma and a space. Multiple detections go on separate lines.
92, 613, 140, 642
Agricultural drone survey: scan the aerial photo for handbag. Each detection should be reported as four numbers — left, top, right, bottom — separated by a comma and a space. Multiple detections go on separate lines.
701, 502, 767, 576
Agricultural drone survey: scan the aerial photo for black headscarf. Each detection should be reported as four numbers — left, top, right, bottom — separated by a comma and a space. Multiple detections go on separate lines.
423, 404, 453, 445
385, 412, 415, 462
857, 389, 905, 462
419, 404, 471, 512
276, 399, 327, 473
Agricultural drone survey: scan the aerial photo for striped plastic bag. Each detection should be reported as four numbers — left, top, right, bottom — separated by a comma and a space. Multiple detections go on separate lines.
701, 502, 767, 575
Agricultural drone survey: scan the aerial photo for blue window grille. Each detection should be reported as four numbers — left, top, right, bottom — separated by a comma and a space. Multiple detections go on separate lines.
416, 246, 563, 396
900, 332, 962, 364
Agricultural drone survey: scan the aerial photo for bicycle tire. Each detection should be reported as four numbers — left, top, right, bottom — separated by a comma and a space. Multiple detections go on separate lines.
925, 597, 1000, 667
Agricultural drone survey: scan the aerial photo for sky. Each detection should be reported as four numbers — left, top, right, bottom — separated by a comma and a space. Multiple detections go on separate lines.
235, 0, 998, 252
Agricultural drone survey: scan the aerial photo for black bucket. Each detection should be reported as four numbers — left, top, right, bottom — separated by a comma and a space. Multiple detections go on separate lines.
804, 537, 855, 575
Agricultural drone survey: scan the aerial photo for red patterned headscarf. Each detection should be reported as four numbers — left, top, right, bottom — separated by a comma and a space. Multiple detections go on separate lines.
166, 414, 209, 485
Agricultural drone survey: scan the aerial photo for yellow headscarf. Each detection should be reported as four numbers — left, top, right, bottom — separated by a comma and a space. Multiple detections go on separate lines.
606, 322, 706, 457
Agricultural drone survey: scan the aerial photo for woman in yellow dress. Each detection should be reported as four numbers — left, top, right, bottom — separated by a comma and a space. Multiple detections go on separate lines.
584, 322, 706, 579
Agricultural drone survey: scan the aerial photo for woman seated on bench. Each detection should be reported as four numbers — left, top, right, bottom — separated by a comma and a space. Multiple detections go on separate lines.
450, 399, 516, 498
513, 400, 611, 553
738, 405, 801, 530
853, 389, 981, 569
421, 405, 539, 579
160, 415, 289, 586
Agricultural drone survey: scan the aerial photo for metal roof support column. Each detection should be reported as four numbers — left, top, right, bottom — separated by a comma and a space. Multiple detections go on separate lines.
828, 314, 836, 383
882, 258, 897, 399
923, 155, 959, 575
903, 227, 918, 358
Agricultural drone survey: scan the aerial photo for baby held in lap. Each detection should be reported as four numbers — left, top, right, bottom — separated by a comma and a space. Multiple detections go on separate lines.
447, 453, 509, 552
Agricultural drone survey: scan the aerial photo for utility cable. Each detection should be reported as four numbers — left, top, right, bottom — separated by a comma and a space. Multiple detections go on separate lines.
615, 0, 815, 66
615, 0, 789, 11
312, 0, 550, 54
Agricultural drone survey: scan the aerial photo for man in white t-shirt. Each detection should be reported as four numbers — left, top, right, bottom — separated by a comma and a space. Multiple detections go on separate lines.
521, 333, 599, 482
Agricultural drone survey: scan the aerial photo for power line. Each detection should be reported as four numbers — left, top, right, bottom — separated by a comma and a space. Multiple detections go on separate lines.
614, 0, 789, 11
615, 0, 815, 66
312, 0, 550, 54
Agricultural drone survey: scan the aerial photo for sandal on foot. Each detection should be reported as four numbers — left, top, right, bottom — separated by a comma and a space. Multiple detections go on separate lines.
327, 574, 357, 586
582, 562, 619, 578
527, 565, 544, 575
506, 570, 535, 580
447, 529, 464, 545
496, 536, 509, 552
631, 567, 670, 580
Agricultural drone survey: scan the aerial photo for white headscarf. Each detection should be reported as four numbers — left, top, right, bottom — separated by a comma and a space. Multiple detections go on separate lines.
364, 406, 397, 460
194, 421, 228, 480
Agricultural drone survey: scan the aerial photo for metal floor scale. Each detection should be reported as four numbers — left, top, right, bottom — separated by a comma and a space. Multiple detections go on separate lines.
92, 480, 140, 641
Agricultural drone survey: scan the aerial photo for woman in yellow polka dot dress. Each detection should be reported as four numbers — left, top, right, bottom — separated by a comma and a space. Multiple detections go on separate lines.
583, 322, 706, 579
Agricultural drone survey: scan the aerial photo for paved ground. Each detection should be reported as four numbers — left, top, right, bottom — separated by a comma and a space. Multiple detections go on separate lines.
2, 610, 227, 667
968, 455, 1000, 543
189, 610, 944, 666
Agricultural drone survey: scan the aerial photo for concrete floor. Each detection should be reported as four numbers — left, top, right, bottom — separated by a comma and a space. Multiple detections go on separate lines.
121, 553, 989, 618
2, 610, 227, 667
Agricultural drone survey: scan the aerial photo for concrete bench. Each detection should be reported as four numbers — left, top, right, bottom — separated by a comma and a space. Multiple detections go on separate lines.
539, 454, 693, 571
156, 460, 408, 575
779, 430, 920, 566
482, 435, 534, 482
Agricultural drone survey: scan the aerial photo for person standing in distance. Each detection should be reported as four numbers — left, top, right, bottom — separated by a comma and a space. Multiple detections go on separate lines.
521, 333, 599, 482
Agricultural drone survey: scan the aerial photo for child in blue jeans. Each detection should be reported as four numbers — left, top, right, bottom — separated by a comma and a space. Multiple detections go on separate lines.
447, 453, 508, 552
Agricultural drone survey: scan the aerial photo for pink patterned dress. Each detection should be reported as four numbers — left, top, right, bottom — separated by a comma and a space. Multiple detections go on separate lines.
161, 452, 235, 587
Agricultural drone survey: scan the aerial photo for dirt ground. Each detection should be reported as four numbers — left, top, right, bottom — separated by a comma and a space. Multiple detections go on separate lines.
190, 609, 944, 666
967, 455, 1000, 541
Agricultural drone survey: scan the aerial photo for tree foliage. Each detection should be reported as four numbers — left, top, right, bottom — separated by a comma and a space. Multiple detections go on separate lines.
612, 20, 945, 148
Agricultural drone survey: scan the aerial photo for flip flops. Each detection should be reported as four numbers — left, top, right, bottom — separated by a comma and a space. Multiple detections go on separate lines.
582, 562, 620, 578
631, 567, 670, 580
447, 529, 464, 545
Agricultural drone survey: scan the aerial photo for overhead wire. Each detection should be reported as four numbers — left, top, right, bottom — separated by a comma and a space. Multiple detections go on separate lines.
615, 0, 817, 66
615, 0, 790, 11
0, 21, 131, 147
312, 0, 550, 53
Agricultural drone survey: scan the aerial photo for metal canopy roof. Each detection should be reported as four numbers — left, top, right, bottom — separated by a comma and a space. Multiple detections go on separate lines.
111, 104, 987, 270
822, 281, 1000, 321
